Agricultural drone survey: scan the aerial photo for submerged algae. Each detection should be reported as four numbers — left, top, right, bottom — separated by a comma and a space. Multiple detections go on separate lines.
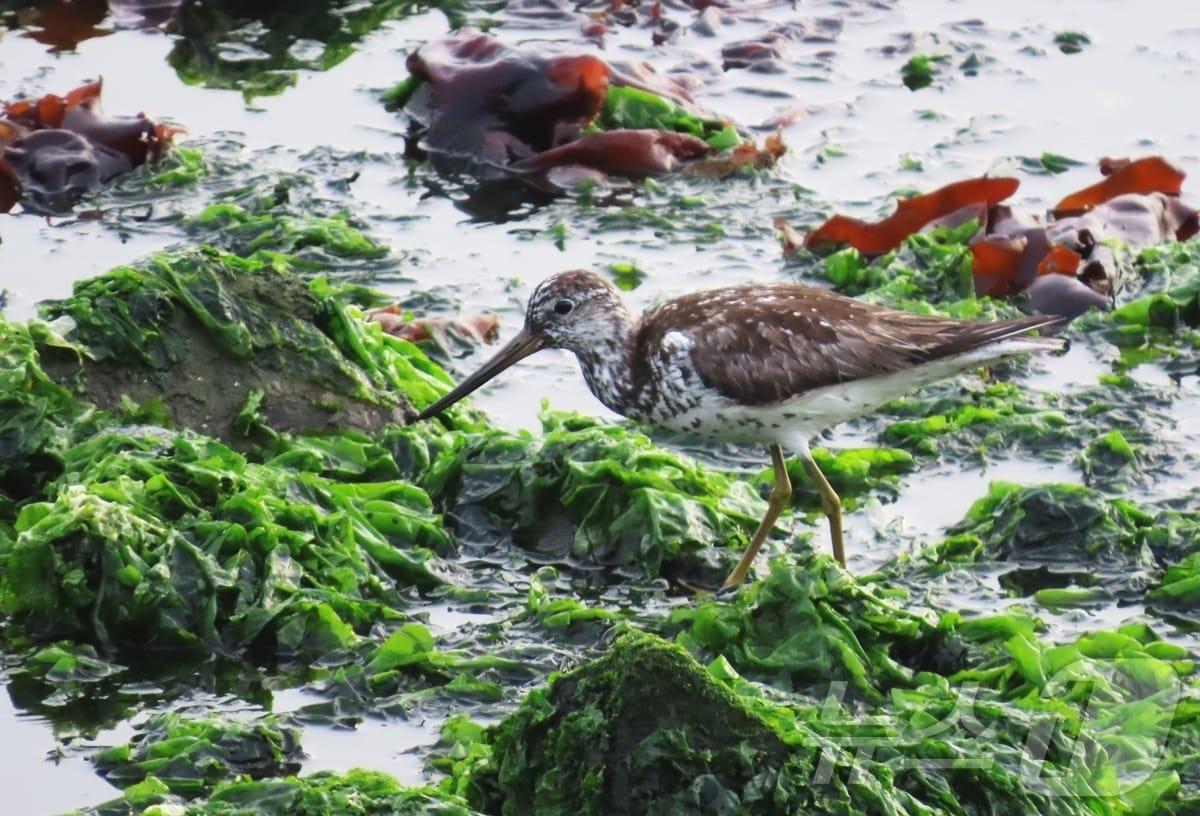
876, 376, 1182, 490
923, 481, 1157, 597
92, 712, 303, 796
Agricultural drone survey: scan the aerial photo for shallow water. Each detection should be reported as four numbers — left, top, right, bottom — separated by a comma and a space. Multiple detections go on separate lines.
3, 1, 1200, 812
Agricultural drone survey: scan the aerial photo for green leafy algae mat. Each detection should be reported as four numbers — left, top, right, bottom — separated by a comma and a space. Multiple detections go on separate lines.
0, 196, 1196, 815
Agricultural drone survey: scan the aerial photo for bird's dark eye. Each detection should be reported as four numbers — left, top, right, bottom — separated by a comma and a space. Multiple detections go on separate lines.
554, 299, 573, 315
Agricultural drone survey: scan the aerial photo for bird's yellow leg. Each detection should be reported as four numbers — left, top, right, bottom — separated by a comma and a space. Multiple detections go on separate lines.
720, 443, 792, 591
800, 451, 845, 568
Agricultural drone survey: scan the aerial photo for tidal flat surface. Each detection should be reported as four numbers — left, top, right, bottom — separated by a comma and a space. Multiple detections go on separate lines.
2, 1, 1200, 813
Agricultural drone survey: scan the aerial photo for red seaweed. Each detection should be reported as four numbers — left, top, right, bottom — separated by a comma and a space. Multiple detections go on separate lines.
804, 176, 1020, 255
512, 130, 713, 176
791, 158, 1197, 320
1, 79, 177, 213
1052, 156, 1185, 216
0, 157, 20, 212
397, 29, 777, 187
969, 238, 1026, 297
405, 29, 610, 164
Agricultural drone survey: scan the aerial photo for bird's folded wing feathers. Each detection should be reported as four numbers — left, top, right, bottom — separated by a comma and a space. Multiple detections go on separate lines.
641, 285, 1059, 406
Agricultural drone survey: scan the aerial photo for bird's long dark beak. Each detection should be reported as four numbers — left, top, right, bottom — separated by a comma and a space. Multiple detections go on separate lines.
417, 327, 548, 420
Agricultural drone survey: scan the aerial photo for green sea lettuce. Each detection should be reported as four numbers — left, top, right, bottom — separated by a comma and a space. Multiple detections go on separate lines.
670, 559, 951, 701
1075, 239, 1200, 373
188, 202, 388, 262
0, 318, 95, 499
880, 380, 1072, 458
877, 377, 1181, 491
388, 410, 765, 581
765, 445, 916, 511
0, 425, 449, 657
936, 481, 1150, 558
592, 85, 741, 149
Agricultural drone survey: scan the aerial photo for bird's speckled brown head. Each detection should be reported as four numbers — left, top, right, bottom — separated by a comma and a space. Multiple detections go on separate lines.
525, 269, 630, 351
417, 269, 633, 421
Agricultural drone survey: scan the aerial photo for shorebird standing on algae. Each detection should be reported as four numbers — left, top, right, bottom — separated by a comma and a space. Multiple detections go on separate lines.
418, 270, 1063, 589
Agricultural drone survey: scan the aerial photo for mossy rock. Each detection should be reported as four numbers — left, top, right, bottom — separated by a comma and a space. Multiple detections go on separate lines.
38, 247, 414, 444
465, 631, 1180, 816
470, 631, 794, 815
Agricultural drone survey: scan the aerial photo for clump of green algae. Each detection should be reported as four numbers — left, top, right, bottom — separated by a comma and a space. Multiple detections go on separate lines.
91, 712, 303, 796
73, 768, 479, 816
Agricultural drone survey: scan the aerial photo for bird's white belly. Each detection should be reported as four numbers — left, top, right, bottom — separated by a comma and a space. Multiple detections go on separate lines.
658, 338, 1042, 449
660, 381, 883, 446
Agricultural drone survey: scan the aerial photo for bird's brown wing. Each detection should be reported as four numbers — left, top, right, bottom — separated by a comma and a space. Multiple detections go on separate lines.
638, 283, 1058, 406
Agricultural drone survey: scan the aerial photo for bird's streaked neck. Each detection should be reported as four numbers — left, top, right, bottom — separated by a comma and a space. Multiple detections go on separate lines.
558, 305, 639, 416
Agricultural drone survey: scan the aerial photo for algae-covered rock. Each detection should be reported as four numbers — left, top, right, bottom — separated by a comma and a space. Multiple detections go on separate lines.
37, 247, 450, 445
467, 631, 796, 816
463, 631, 1147, 816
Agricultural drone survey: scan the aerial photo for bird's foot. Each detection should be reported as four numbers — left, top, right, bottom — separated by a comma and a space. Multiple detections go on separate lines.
677, 576, 744, 599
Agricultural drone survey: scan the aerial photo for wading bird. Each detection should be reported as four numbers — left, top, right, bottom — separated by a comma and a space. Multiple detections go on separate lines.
418, 270, 1062, 589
